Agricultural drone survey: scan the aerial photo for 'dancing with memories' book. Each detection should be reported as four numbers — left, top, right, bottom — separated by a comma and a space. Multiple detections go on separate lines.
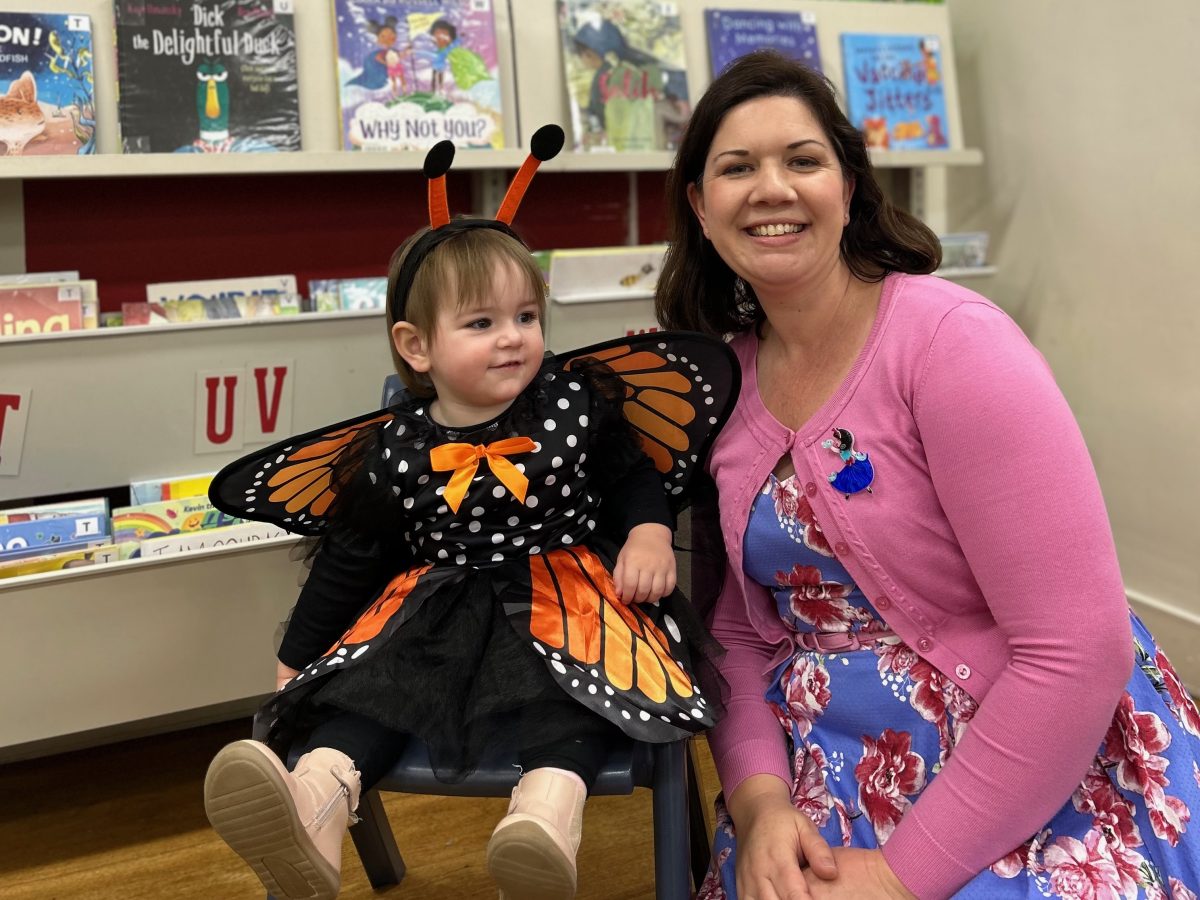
705, 8, 821, 78
334, 0, 505, 151
840, 32, 949, 151
114, 0, 301, 153
557, 0, 690, 153
0, 13, 95, 156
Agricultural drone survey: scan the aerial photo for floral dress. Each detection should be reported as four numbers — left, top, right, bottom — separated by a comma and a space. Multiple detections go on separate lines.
697, 474, 1200, 900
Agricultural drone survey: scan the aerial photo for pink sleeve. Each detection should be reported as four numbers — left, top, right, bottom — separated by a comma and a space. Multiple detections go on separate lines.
706, 564, 792, 797
883, 302, 1133, 898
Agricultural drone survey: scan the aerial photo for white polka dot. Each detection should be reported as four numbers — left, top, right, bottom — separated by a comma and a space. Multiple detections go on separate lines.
691, 709, 704, 719
571, 679, 580, 688
587, 519, 596, 529
639, 711, 651, 721
351, 645, 370, 659
438, 549, 448, 559
604, 685, 614, 696
435, 486, 445, 496
531, 523, 541, 530
455, 553, 466, 564
566, 435, 578, 447
529, 546, 540, 554
562, 534, 573, 544
472, 506, 485, 516
568, 381, 581, 391
621, 710, 631, 719
664, 614, 681, 642
403, 498, 414, 509
492, 533, 504, 544
545, 475, 556, 486
516, 463, 526, 473
513, 536, 524, 547
533, 441, 542, 452
605, 700, 611, 708
561, 485, 571, 497
579, 453, 587, 463
544, 419, 557, 430
588, 684, 597, 694
337, 647, 348, 656
490, 552, 502, 563
507, 516, 520, 527
418, 474, 430, 484
431, 531, 442, 540
493, 486, 506, 498
526, 496, 539, 508
368, 472, 377, 484
383, 448, 391, 460
438, 504, 448, 514
579, 415, 589, 427
469, 521, 481, 532
551, 456, 563, 468
590, 669, 599, 678
533, 642, 547, 655
557, 398, 570, 409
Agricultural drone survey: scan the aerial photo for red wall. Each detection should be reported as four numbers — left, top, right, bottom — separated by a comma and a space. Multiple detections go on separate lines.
23, 168, 670, 313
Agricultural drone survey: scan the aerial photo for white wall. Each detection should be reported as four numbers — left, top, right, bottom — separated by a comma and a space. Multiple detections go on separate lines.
945, 0, 1200, 683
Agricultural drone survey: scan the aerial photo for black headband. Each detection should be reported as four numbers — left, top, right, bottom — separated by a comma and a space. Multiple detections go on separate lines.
389, 219, 524, 323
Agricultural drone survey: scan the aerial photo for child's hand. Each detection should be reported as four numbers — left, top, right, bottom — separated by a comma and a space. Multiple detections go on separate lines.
276, 660, 301, 691
612, 523, 676, 604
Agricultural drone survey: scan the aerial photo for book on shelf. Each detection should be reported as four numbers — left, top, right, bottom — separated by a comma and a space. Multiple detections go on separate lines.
0, 12, 95, 156
548, 244, 667, 303
306, 279, 343, 313
0, 510, 111, 560
0, 270, 80, 285
111, 496, 242, 543
0, 496, 110, 525
146, 274, 299, 305
337, 277, 387, 311
129, 471, 215, 506
840, 33, 950, 151
557, 0, 691, 153
333, 0, 506, 151
0, 542, 137, 580
114, 0, 301, 154
704, 8, 822, 77
137, 520, 288, 557
938, 232, 989, 269
0, 280, 99, 337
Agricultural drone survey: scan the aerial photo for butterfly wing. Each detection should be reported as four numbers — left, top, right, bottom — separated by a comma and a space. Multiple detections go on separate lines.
506, 546, 715, 742
555, 331, 739, 510
208, 408, 396, 535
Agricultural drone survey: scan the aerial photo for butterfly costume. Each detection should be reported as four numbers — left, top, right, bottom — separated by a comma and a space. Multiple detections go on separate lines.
209, 128, 739, 778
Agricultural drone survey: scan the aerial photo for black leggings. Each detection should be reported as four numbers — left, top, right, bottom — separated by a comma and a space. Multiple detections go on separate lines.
293, 704, 620, 794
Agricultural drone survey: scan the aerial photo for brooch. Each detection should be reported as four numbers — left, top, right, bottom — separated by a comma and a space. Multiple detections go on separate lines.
822, 427, 874, 498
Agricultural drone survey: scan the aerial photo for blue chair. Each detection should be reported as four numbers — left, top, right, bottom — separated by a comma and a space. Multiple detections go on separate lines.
262, 375, 713, 897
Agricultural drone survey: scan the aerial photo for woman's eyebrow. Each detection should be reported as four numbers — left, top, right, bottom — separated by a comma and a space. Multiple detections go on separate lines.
711, 139, 828, 164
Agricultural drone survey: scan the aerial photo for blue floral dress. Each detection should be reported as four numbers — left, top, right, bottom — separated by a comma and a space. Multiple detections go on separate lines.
697, 474, 1200, 900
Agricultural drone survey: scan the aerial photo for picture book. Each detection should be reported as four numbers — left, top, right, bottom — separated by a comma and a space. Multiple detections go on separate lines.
0, 282, 86, 337
704, 9, 821, 77
0, 510, 110, 558
0, 270, 80, 285
840, 33, 949, 151
557, 0, 691, 153
0, 13, 95, 156
0, 542, 136, 580
121, 301, 170, 328
111, 496, 241, 543
337, 276, 387, 311
114, 0, 301, 154
548, 244, 666, 303
146, 274, 298, 304
306, 279, 342, 313
0, 496, 109, 525
333, 0, 505, 151
129, 471, 215, 505
137, 520, 288, 557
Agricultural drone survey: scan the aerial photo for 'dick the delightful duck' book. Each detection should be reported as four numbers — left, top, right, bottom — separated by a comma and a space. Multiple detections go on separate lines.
114, 0, 300, 153
0, 12, 95, 156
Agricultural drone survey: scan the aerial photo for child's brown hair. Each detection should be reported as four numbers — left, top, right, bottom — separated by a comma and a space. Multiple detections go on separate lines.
385, 224, 548, 397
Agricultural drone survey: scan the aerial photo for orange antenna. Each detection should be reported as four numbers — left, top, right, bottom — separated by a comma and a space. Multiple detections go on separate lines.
495, 125, 565, 225
424, 140, 455, 229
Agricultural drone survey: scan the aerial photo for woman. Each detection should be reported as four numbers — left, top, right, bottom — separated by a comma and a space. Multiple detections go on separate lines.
657, 51, 1200, 900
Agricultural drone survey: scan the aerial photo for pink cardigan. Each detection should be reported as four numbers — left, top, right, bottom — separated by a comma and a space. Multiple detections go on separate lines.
703, 273, 1132, 899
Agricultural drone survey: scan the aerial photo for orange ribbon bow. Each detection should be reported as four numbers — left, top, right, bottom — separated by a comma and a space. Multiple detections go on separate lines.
429, 437, 537, 514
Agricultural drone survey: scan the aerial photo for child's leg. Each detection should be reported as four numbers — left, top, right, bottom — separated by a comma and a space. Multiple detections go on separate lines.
204, 712, 407, 900
487, 701, 621, 900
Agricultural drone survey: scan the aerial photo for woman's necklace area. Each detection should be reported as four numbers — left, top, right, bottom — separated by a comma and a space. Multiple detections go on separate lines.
758, 278, 865, 432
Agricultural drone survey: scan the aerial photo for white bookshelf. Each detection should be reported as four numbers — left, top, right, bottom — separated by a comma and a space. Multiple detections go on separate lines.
0, 0, 984, 755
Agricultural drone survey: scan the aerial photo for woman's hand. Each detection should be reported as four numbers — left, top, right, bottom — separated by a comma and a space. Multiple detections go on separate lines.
612, 522, 676, 604
275, 660, 301, 692
801, 849, 917, 899
729, 775, 837, 899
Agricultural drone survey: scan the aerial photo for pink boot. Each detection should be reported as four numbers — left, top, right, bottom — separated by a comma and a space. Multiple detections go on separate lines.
204, 739, 361, 900
486, 767, 586, 900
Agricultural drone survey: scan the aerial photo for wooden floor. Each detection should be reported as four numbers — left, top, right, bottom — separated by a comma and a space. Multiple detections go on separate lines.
0, 719, 721, 900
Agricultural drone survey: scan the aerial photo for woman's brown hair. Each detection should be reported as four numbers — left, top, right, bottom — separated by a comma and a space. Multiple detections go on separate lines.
655, 51, 941, 336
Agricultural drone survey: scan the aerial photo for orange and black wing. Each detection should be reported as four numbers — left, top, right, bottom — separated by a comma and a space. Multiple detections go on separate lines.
208, 408, 396, 536
557, 331, 739, 509
507, 546, 715, 742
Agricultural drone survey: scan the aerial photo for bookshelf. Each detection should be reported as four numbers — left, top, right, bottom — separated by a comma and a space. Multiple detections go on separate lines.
0, 0, 984, 756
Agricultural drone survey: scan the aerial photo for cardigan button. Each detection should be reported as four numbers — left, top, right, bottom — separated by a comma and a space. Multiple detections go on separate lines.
955, 664, 972, 680
805, 482, 818, 497
875, 596, 891, 611
916, 637, 933, 653
834, 541, 849, 556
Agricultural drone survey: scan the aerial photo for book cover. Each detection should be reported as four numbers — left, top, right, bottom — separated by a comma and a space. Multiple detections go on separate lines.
840, 33, 949, 151
0, 510, 110, 558
0, 496, 109, 524
0, 541, 136, 579
114, 0, 301, 153
137, 520, 288, 557
0, 270, 80, 284
145, 273, 298, 304
337, 276, 387, 311
558, 0, 690, 153
0, 282, 86, 337
111, 495, 241, 543
334, 0, 505, 151
307, 279, 343, 313
130, 471, 215, 505
704, 9, 821, 77
0, 13, 95, 156
548, 244, 666, 303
